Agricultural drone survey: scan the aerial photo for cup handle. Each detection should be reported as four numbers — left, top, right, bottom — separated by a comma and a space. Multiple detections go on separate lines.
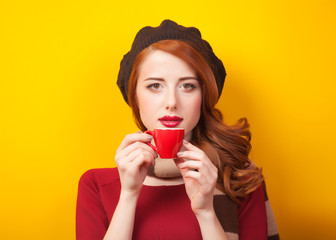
144, 130, 158, 153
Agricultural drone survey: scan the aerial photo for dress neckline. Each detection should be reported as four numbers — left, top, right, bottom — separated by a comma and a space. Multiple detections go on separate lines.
142, 183, 185, 189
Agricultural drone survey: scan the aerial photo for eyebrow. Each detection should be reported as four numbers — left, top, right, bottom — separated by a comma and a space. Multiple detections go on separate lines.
180, 77, 199, 81
143, 77, 199, 81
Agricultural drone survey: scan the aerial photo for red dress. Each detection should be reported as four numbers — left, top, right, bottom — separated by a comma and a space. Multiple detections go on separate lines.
76, 168, 271, 240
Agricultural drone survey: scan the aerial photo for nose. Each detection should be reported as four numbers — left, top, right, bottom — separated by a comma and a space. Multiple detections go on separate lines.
165, 89, 178, 110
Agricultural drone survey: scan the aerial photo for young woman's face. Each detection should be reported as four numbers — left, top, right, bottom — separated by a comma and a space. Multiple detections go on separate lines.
136, 50, 202, 140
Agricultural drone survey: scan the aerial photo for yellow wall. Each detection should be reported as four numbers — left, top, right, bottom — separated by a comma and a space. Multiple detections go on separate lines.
1, 0, 335, 239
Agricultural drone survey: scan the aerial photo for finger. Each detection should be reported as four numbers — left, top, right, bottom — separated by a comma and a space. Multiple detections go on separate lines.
177, 150, 202, 161
173, 156, 184, 165
179, 141, 218, 180
173, 157, 189, 176
177, 150, 213, 172
178, 147, 216, 172
183, 170, 207, 186
116, 146, 156, 170
118, 141, 157, 160
121, 156, 148, 181
116, 146, 155, 168
183, 170, 215, 195
182, 140, 204, 155
179, 141, 211, 166
117, 133, 153, 153
176, 150, 204, 175
128, 148, 155, 165
178, 160, 202, 170
119, 150, 154, 176
130, 151, 155, 169
178, 159, 214, 183
177, 151, 217, 184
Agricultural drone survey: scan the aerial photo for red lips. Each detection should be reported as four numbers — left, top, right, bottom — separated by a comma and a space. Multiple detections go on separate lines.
159, 115, 183, 127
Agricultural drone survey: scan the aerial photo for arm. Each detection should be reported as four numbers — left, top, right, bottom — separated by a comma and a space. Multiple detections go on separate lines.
76, 170, 110, 240
76, 170, 140, 240
238, 183, 268, 240
175, 140, 228, 240
238, 181, 279, 240
103, 133, 157, 240
195, 209, 228, 240
103, 190, 139, 240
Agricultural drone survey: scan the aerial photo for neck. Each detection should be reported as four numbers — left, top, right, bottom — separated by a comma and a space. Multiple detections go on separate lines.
143, 175, 184, 186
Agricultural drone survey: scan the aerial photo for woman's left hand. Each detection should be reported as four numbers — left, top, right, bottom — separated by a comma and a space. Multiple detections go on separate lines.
174, 140, 218, 215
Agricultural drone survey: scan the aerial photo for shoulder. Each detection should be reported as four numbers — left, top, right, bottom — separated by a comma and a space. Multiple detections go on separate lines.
78, 168, 120, 189
237, 182, 268, 239
238, 183, 266, 215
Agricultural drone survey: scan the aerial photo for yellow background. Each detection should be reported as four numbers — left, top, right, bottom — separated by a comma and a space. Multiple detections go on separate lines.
1, 0, 335, 239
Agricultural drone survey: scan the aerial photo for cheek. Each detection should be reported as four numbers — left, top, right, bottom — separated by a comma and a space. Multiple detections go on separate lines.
136, 87, 148, 110
137, 95, 148, 116
192, 94, 202, 113
136, 92, 161, 125
194, 101, 202, 121
138, 93, 158, 111
186, 95, 202, 122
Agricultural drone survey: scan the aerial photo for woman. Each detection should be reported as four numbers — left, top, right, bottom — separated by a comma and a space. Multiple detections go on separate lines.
76, 20, 279, 240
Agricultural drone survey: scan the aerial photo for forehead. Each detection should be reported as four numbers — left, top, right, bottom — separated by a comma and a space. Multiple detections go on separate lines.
138, 50, 196, 79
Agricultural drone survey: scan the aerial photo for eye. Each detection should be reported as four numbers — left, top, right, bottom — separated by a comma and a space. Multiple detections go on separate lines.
146, 83, 162, 90
180, 83, 196, 90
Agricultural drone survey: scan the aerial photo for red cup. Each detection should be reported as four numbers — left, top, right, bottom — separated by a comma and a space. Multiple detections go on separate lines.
144, 128, 184, 159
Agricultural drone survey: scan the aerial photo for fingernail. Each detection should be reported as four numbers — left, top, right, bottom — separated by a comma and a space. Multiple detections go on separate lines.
177, 152, 183, 156
178, 163, 184, 168
146, 135, 153, 140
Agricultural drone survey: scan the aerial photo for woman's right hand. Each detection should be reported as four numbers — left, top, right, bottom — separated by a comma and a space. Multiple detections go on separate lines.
115, 132, 157, 196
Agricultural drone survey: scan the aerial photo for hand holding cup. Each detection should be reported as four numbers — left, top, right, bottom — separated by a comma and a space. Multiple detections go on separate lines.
144, 128, 184, 159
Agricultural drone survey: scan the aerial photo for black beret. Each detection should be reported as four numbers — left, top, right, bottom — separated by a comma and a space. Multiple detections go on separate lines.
117, 19, 226, 103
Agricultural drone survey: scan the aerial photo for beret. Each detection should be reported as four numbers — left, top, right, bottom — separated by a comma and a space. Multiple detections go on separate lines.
117, 19, 226, 103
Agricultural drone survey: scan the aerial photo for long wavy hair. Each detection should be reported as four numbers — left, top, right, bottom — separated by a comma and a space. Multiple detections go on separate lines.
127, 39, 263, 203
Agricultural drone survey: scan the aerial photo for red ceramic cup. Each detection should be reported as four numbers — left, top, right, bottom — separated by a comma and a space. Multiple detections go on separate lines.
144, 128, 184, 159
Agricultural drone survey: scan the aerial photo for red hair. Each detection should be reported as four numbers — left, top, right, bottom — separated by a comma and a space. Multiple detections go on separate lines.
128, 40, 263, 203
